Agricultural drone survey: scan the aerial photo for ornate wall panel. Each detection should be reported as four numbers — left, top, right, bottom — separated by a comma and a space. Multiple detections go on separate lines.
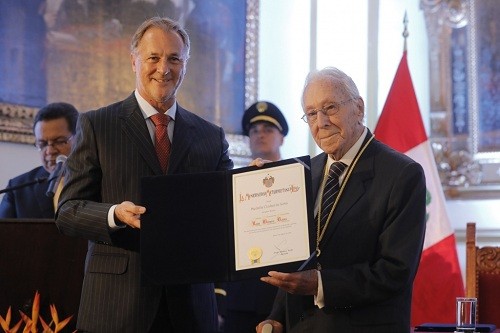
421, 0, 500, 198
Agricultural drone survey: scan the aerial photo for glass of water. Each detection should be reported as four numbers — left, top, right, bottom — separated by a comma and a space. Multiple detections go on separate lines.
455, 297, 477, 332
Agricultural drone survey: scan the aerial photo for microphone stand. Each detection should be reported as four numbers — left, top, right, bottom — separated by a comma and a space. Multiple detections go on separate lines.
0, 177, 48, 195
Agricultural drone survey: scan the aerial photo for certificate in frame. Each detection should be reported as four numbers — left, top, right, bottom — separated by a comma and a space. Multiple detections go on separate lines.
232, 161, 312, 272
140, 156, 315, 284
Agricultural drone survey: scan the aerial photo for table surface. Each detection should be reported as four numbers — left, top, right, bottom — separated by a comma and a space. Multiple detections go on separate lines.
411, 329, 499, 333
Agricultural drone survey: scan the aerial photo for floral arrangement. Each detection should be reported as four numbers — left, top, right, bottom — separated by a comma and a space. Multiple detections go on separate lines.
0, 291, 74, 333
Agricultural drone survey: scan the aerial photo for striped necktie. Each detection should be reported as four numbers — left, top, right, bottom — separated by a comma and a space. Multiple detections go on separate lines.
150, 113, 171, 173
319, 161, 347, 229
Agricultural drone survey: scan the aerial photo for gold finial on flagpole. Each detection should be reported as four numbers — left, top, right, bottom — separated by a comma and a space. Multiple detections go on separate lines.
403, 11, 409, 52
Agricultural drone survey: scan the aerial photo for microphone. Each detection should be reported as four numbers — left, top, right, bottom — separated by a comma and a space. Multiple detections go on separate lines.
46, 155, 67, 198
0, 177, 47, 195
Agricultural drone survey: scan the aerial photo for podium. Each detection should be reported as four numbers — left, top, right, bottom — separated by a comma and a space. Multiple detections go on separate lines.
0, 219, 87, 331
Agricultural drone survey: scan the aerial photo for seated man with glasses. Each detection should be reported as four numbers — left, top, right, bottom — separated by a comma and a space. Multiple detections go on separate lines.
0, 102, 79, 218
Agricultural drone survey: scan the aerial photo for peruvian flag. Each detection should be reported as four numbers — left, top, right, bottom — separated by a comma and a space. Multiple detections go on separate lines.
374, 51, 464, 325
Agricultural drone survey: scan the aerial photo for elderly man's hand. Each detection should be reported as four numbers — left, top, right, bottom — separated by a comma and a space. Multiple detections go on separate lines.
256, 320, 283, 333
260, 269, 318, 295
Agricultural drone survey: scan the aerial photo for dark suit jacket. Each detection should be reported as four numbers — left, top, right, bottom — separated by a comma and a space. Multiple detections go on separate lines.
269, 131, 426, 333
55, 93, 233, 333
0, 166, 53, 218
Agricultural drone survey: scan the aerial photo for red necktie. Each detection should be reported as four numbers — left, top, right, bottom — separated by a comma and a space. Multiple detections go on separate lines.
150, 113, 171, 173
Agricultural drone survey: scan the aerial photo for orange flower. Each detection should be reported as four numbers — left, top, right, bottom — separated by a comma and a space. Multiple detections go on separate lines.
49, 305, 73, 333
0, 306, 23, 333
2, 291, 74, 333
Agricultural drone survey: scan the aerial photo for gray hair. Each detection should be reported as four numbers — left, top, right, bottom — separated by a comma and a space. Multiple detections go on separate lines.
130, 17, 190, 60
302, 67, 360, 103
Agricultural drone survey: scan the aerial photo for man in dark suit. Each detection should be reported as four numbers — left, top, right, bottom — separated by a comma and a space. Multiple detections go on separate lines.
0, 102, 78, 218
55, 17, 233, 333
256, 67, 426, 333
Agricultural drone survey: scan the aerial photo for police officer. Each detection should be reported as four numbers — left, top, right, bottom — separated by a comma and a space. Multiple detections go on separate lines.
242, 101, 288, 161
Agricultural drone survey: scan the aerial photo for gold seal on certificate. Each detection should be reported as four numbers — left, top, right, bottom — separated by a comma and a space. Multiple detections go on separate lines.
248, 247, 263, 264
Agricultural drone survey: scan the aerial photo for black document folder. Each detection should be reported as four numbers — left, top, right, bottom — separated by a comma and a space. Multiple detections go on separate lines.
140, 156, 315, 285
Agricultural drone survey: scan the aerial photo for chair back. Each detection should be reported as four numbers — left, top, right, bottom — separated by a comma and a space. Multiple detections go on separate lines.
465, 222, 500, 326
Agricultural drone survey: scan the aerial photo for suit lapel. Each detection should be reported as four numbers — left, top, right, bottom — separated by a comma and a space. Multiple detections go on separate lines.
34, 167, 54, 216
319, 137, 376, 249
167, 107, 195, 174
120, 94, 163, 175
311, 153, 327, 201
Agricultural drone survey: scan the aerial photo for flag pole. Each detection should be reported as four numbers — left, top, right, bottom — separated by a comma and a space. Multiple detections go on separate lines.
403, 10, 410, 52
403, 11, 409, 52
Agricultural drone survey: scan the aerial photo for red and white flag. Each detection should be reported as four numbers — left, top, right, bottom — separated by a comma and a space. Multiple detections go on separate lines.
374, 51, 464, 325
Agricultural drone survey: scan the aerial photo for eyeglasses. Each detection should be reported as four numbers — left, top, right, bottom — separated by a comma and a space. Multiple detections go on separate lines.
301, 97, 357, 123
34, 136, 73, 151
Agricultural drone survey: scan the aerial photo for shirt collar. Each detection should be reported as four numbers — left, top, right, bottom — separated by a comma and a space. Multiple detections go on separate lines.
327, 127, 368, 168
134, 90, 177, 120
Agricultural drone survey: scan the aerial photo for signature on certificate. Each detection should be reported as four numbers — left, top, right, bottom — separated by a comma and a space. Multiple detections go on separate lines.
272, 239, 290, 259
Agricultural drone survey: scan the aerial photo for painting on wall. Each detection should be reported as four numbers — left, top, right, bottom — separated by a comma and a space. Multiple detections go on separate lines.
0, 0, 258, 162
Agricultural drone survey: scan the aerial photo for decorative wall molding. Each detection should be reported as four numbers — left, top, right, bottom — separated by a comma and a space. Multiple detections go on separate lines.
455, 228, 500, 244
245, 0, 259, 109
0, 102, 36, 144
229, 0, 259, 167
